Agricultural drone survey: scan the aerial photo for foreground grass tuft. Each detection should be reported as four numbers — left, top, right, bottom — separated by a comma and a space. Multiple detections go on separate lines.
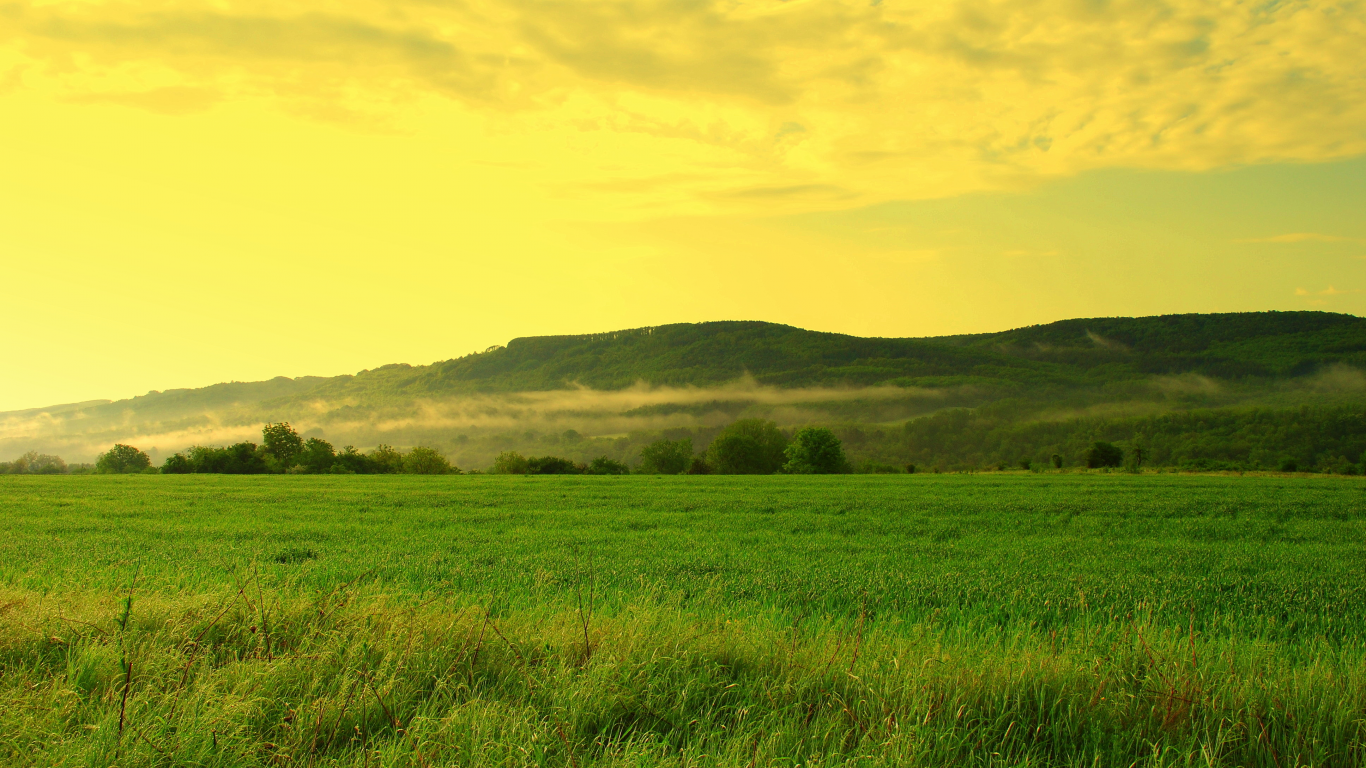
2, 584, 1363, 767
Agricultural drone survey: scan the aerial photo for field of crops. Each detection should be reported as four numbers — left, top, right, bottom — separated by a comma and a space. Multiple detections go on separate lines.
2, 474, 1364, 766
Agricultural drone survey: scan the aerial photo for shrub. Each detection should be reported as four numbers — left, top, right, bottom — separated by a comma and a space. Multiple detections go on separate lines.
96, 444, 152, 474
526, 456, 581, 474
492, 451, 530, 474
1279, 458, 1299, 473
638, 438, 693, 475
707, 419, 787, 474
1051, 454, 1063, 469
1086, 442, 1124, 468
585, 456, 630, 475
687, 457, 712, 475
782, 428, 850, 474
905, 464, 916, 474
857, 461, 900, 474
404, 446, 455, 475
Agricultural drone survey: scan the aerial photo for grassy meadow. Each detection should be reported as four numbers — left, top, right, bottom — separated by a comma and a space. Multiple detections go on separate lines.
1, 474, 1364, 766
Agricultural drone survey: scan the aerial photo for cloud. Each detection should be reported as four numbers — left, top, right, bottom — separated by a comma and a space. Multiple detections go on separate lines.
2, 0, 1365, 212
1296, 286, 1360, 296
1238, 233, 1356, 244
66, 85, 220, 114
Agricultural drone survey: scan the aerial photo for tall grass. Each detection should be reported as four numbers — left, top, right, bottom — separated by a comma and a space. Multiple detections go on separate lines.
1, 474, 1364, 765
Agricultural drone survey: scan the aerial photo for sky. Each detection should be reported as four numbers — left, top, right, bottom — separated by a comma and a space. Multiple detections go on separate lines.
2, 0, 1365, 411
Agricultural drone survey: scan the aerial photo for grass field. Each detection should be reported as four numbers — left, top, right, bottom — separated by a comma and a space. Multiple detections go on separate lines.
1, 474, 1364, 766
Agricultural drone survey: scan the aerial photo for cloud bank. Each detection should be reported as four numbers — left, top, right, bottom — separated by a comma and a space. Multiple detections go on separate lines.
3, 0, 1364, 212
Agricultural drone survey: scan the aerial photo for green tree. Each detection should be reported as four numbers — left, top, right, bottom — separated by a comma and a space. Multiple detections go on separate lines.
297, 438, 337, 474
96, 444, 152, 474
18, 451, 67, 474
404, 446, 454, 475
162, 453, 192, 474
1086, 442, 1124, 468
707, 419, 788, 474
492, 451, 529, 474
782, 428, 850, 474
367, 445, 405, 474
638, 438, 692, 474
261, 422, 304, 469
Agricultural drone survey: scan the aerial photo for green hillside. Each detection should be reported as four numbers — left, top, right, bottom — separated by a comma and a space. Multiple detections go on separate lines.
3, 311, 1365, 469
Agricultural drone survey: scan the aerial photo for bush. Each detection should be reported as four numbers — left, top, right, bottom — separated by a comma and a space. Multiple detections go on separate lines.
1086, 442, 1124, 468
857, 461, 900, 474
687, 457, 712, 475
492, 451, 529, 474
1279, 458, 1299, 473
638, 438, 693, 475
404, 446, 455, 475
96, 444, 152, 474
188, 443, 269, 474
585, 456, 630, 475
527, 456, 582, 474
707, 419, 788, 474
782, 428, 850, 474
1051, 454, 1063, 469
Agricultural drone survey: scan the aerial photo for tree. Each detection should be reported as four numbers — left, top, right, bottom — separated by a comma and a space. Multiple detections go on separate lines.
585, 456, 629, 475
261, 422, 304, 469
404, 446, 454, 475
18, 451, 67, 474
367, 444, 405, 474
333, 445, 378, 474
638, 438, 692, 474
492, 451, 529, 474
96, 444, 152, 474
687, 457, 712, 474
1086, 442, 1124, 468
162, 453, 192, 474
297, 438, 337, 474
707, 419, 788, 474
782, 428, 850, 474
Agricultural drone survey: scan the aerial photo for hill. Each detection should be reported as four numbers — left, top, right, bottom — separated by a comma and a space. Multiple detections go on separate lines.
3, 311, 1365, 469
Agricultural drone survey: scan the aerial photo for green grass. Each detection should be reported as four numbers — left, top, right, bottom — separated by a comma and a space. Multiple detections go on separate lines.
1, 474, 1364, 766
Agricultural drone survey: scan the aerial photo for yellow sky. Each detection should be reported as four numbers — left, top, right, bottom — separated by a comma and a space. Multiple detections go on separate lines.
2, 0, 1365, 410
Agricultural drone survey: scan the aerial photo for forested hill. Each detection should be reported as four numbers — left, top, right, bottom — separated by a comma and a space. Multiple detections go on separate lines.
287, 311, 1366, 400
6, 311, 1366, 466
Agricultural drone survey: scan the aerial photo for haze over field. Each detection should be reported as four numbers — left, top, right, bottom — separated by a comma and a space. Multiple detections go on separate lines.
3, 0, 1366, 412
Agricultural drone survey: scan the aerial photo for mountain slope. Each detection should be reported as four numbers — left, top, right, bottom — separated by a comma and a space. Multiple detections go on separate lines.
4, 311, 1364, 464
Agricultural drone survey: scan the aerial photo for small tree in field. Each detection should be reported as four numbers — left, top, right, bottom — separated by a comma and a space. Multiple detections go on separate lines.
367, 444, 405, 474
96, 444, 152, 474
782, 428, 850, 474
404, 446, 455, 475
492, 451, 529, 474
638, 438, 692, 474
261, 422, 304, 469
